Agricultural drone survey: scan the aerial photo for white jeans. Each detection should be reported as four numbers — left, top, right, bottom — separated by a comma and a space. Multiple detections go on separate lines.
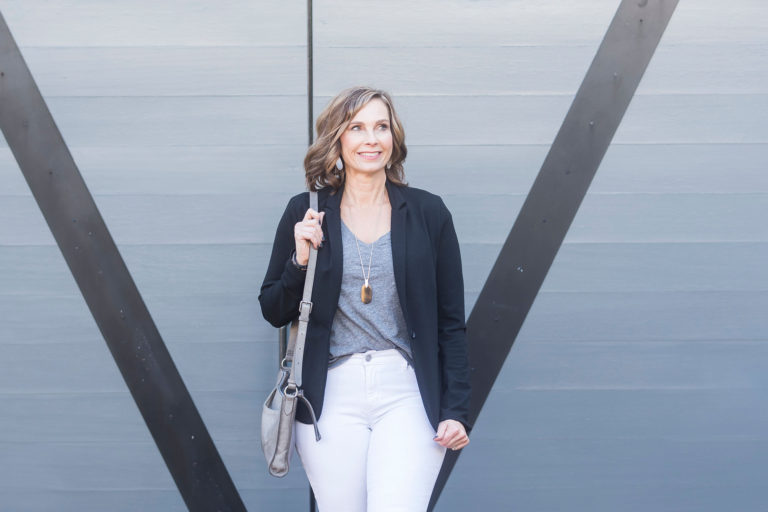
295, 349, 446, 512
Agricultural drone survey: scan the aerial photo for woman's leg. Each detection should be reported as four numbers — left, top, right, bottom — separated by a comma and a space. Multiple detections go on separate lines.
295, 360, 371, 512
365, 351, 447, 512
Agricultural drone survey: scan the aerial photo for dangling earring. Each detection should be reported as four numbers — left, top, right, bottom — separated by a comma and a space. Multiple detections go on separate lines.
336, 157, 344, 171
386, 162, 392, 170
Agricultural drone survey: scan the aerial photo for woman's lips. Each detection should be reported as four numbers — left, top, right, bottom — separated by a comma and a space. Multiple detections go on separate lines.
358, 151, 381, 160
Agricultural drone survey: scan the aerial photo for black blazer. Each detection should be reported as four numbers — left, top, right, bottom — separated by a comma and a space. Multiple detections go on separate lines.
259, 179, 471, 431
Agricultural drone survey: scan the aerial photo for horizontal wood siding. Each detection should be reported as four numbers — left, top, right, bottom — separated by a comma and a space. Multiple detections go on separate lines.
0, 0, 765, 510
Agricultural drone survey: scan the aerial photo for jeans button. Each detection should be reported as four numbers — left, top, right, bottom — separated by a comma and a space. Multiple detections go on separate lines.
365, 354, 372, 362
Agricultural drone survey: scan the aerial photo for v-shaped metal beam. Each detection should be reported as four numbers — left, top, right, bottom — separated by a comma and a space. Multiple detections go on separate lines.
0, 11, 246, 512
429, 0, 679, 509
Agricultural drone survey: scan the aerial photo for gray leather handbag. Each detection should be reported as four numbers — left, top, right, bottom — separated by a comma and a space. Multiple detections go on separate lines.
261, 190, 321, 477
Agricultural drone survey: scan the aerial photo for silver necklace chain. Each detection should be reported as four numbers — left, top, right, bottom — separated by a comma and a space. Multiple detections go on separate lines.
347, 199, 385, 296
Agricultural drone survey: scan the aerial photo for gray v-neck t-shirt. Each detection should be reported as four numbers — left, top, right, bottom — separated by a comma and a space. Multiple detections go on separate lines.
328, 221, 412, 367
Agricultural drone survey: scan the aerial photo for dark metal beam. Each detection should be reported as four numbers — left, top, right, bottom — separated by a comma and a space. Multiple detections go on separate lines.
429, 0, 679, 509
307, 0, 314, 147
0, 11, 246, 512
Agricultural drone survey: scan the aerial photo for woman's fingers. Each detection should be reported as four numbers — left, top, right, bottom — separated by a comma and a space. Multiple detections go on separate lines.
434, 420, 470, 451
294, 209, 325, 264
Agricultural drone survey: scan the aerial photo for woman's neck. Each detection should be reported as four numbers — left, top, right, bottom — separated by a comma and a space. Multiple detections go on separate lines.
342, 170, 388, 207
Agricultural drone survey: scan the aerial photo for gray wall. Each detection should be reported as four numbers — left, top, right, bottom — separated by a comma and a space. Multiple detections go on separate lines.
1, 1, 766, 510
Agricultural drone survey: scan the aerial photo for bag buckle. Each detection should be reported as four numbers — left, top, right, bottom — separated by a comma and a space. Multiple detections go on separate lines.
299, 300, 313, 314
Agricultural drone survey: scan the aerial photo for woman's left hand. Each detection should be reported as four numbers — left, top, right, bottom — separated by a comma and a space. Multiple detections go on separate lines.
434, 419, 469, 451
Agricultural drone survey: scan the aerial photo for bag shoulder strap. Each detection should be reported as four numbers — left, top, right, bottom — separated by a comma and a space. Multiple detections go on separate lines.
288, 190, 318, 389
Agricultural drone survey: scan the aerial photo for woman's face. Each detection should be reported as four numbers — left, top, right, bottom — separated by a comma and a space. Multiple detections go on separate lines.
339, 98, 393, 177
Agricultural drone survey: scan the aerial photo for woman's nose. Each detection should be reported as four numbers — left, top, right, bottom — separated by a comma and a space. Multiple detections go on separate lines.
364, 128, 378, 143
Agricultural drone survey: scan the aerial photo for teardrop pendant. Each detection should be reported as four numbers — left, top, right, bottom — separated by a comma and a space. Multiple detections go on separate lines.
361, 279, 373, 304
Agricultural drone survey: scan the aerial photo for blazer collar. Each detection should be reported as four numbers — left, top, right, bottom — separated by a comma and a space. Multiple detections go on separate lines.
319, 178, 406, 210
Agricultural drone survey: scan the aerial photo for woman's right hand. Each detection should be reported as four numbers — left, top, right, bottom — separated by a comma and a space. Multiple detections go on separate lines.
294, 208, 325, 266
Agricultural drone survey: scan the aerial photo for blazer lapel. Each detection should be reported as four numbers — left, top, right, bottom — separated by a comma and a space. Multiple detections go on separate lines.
386, 180, 409, 329
320, 187, 344, 308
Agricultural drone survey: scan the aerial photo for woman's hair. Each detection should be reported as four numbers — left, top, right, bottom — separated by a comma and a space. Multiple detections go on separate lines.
304, 86, 407, 192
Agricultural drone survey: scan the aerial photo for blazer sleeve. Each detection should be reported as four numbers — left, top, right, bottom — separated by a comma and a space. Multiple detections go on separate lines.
258, 194, 309, 327
435, 199, 473, 430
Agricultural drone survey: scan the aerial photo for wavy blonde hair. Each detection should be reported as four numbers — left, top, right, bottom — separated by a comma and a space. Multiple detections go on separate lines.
304, 86, 407, 192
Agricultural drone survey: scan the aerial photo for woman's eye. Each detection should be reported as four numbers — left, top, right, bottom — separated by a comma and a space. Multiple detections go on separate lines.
350, 125, 360, 131
378, 124, 390, 131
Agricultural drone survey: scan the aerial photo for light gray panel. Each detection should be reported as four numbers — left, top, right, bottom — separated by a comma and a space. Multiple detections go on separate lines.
0, 293, 272, 344
473, 387, 768, 442
392, 143, 768, 196
445, 193, 768, 244
6, 191, 766, 246
0, 244, 270, 297
0, 145, 307, 196
0, 489, 307, 512
515, 290, 768, 343
591, 143, 768, 194
314, 0, 767, 47
0, 341, 277, 393
3, 229, 764, 295
462, 242, 768, 294
447, 441, 766, 512
0, 145, 307, 197
1, 192, 296, 245
0, 439, 309, 492
21, 47, 305, 97
660, 0, 767, 45
0, 491, 186, 512
639, 43, 768, 94
496, 340, 768, 391
0, 391, 261, 444
5, 339, 763, 396
314, 45, 591, 96
315, 0, 617, 47
0, 96, 305, 149
315, 44, 768, 96
0, 441, 177, 490
0, 0, 305, 47
12, 291, 768, 348
312, 94, 768, 146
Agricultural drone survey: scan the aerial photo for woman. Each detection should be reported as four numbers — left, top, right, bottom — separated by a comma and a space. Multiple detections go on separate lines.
259, 86, 471, 511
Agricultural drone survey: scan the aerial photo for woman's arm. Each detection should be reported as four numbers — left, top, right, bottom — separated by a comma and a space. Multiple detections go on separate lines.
258, 195, 310, 327
435, 199, 472, 432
